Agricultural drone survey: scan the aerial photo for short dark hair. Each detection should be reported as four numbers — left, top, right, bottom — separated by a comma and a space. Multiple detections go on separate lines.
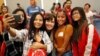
57, 2, 61, 8
17, 3, 20, 5
44, 13, 57, 30
84, 3, 91, 8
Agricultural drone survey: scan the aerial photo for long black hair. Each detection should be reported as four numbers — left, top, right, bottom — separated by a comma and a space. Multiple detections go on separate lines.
12, 8, 27, 29
29, 12, 45, 39
71, 7, 88, 42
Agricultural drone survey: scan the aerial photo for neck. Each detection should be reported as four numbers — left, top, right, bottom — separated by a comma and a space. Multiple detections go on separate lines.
47, 30, 50, 32
78, 20, 86, 27
2, 13, 7, 15
47, 30, 51, 37
58, 24, 65, 28
85, 9, 89, 13
31, 4, 36, 7
36, 29, 39, 33
66, 8, 71, 12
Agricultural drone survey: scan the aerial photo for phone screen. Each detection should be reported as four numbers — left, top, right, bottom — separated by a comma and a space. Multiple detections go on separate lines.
13, 15, 21, 22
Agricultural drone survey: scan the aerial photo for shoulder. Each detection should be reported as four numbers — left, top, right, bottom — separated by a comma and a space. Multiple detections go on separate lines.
88, 24, 94, 28
64, 24, 73, 35
65, 24, 73, 30
89, 11, 94, 15
43, 31, 48, 35
36, 6, 41, 8
84, 24, 94, 33
40, 30, 48, 36
20, 29, 28, 32
89, 10, 93, 13
27, 6, 32, 10
87, 24, 94, 31
43, 31, 49, 37
27, 6, 30, 9
16, 29, 28, 36
27, 6, 31, 8
85, 24, 94, 30
35, 6, 41, 9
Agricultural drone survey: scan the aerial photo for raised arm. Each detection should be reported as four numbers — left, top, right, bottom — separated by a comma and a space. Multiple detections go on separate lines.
3, 14, 16, 37
3, 14, 28, 40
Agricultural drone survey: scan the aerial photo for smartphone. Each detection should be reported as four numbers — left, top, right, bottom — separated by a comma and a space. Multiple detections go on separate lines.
13, 14, 21, 23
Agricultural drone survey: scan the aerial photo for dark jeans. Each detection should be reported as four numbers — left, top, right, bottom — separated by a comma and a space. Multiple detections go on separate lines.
56, 50, 73, 56
63, 50, 72, 56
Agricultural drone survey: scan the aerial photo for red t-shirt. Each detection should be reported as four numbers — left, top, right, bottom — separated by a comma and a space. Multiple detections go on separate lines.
65, 9, 72, 24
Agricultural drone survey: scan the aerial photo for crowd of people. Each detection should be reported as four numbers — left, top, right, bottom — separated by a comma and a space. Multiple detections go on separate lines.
0, 0, 100, 56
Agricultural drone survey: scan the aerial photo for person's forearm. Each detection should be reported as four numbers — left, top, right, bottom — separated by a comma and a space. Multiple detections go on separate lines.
39, 44, 47, 50
8, 27, 16, 37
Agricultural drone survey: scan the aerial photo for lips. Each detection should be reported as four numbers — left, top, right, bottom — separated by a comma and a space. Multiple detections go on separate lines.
46, 24, 53, 30
46, 24, 52, 28
35, 24, 41, 27
58, 20, 64, 24
34, 22, 42, 27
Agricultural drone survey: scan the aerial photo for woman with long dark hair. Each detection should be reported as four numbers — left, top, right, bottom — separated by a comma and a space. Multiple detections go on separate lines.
54, 10, 73, 56
23, 12, 53, 56
71, 7, 99, 56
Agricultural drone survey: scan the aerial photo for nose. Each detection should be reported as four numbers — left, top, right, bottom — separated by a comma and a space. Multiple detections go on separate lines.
36, 20, 40, 22
58, 17, 62, 20
48, 22, 52, 24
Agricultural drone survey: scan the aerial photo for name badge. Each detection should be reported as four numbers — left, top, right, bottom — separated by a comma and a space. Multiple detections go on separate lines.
58, 32, 64, 37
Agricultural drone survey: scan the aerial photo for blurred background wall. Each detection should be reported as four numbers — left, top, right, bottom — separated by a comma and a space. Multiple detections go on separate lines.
4, 0, 100, 13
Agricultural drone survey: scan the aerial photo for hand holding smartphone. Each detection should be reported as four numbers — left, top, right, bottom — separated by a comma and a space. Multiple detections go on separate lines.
5, 14, 21, 23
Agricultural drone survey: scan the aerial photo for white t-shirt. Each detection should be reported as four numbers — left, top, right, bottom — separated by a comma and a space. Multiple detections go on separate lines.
86, 10, 94, 23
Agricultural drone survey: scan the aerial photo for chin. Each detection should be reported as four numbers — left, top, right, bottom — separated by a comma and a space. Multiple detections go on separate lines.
48, 29, 52, 31
59, 23, 64, 26
74, 19, 79, 21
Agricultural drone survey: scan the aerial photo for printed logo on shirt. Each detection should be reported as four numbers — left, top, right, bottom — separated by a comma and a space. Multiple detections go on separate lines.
29, 9, 39, 13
